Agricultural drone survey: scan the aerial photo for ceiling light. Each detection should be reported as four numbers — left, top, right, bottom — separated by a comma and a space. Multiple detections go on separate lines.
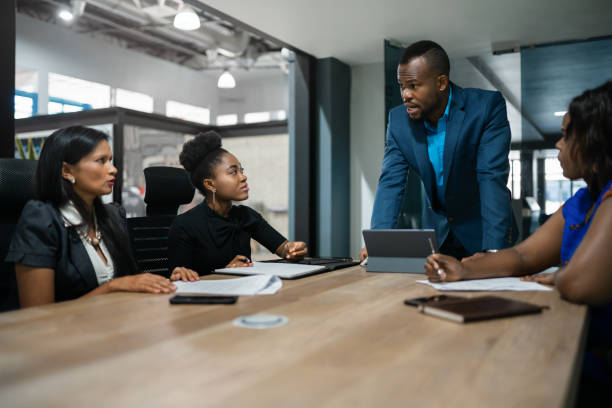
173, 5, 200, 31
280, 47, 292, 59
217, 70, 236, 89
58, 9, 74, 22
554, 111, 567, 117
217, 47, 239, 58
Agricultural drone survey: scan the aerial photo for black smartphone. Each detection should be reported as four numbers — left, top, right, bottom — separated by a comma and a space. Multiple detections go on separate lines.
404, 295, 450, 307
169, 295, 238, 305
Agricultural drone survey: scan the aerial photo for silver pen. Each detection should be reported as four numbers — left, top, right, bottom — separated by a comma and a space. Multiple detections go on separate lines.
428, 238, 443, 277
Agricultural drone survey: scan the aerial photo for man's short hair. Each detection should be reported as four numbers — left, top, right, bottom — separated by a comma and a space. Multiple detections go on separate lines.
399, 40, 450, 77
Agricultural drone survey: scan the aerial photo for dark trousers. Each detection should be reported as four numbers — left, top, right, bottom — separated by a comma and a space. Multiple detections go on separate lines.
439, 230, 472, 260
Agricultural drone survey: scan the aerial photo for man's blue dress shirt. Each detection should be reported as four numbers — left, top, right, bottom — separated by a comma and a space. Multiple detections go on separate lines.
423, 87, 452, 209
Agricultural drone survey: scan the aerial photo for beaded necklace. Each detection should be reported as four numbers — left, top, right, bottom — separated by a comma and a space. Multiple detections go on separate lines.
61, 205, 102, 248
76, 215, 102, 248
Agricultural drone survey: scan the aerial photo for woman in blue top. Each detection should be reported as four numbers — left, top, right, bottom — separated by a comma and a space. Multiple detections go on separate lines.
424, 81, 612, 396
424, 81, 612, 301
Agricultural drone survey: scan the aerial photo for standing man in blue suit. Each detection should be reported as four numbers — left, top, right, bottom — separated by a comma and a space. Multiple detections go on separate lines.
360, 40, 516, 261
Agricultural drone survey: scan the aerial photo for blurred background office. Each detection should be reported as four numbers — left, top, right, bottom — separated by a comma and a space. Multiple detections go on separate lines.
1, 0, 611, 259
8, 0, 292, 257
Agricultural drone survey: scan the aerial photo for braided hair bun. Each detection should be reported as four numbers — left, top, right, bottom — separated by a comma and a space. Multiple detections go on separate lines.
179, 131, 222, 173
179, 131, 227, 194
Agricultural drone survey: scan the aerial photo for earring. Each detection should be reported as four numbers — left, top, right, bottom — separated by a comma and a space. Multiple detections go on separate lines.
70, 176, 76, 184
212, 189, 216, 204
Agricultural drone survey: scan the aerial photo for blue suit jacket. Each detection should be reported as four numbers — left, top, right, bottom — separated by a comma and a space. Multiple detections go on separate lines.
371, 83, 516, 254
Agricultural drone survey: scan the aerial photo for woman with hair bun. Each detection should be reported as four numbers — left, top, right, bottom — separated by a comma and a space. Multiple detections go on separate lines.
168, 131, 307, 274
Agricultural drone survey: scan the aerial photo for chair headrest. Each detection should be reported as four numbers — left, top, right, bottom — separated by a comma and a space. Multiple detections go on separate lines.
144, 166, 195, 216
0, 159, 38, 220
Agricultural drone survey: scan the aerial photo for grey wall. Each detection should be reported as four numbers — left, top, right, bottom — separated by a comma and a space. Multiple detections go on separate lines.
316, 57, 351, 257
349, 62, 385, 258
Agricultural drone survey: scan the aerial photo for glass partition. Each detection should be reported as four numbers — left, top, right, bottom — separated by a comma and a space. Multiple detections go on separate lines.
121, 125, 197, 217
14, 108, 289, 245
223, 133, 289, 258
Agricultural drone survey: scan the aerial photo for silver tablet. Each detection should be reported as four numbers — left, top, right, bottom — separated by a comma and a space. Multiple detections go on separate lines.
362, 229, 437, 273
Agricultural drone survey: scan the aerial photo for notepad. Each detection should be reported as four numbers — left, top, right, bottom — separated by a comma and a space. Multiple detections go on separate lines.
215, 261, 326, 279
415, 295, 547, 323
173, 274, 282, 296
417, 277, 553, 291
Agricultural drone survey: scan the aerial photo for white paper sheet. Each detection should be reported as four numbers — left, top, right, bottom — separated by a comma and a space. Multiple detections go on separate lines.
173, 274, 282, 296
417, 277, 553, 291
215, 261, 326, 279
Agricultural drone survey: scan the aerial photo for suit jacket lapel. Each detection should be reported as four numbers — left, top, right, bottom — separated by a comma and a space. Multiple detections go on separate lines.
68, 228, 99, 290
441, 84, 465, 199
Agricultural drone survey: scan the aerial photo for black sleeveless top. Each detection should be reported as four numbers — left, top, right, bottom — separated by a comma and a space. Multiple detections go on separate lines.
168, 203, 285, 274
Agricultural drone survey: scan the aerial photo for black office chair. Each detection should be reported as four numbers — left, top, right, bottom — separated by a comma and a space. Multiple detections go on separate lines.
127, 166, 195, 277
0, 158, 38, 312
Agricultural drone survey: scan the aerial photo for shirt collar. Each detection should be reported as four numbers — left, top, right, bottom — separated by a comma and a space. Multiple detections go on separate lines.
59, 200, 85, 226
444, 85, 453, 118
424, 86, 453, 131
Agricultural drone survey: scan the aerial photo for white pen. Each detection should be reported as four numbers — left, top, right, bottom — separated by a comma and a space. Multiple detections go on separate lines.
428, 238, 443, 277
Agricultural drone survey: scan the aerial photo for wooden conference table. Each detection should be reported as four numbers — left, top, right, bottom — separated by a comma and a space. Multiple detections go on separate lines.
0, 266, 587, 407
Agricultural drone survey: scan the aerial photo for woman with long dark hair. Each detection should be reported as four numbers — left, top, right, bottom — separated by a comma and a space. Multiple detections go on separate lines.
6, 126, 196, 308
168, 131, 307, 274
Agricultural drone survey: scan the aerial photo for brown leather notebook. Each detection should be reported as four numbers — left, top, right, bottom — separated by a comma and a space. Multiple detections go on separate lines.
413, 295, 548, 323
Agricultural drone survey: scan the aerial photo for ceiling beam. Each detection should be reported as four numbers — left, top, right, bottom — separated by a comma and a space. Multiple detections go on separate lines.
467, 55, 546, 142
187, 0, 314, 59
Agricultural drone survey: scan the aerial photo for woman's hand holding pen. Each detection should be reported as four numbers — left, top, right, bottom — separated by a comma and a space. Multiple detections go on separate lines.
424, 254, 468, 282
225, 255, 253, 268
